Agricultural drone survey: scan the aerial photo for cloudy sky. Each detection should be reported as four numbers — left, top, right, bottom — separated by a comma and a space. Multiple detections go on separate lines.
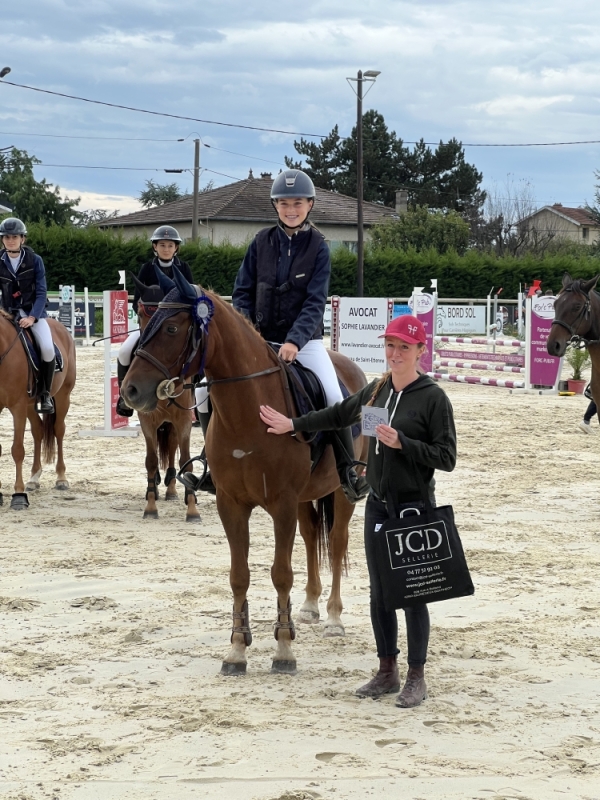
1, 0, 599, 215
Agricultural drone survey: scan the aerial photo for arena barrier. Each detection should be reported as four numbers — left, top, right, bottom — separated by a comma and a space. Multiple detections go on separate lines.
410, 290, 563, 394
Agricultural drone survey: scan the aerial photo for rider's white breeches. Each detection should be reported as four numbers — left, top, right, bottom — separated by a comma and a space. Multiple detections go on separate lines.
295, 339, 343, 406
118, 329, 141, 366
30, 318, 55, 362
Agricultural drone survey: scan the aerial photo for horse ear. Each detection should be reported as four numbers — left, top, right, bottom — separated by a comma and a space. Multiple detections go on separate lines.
581, 274, 600, 295
130, 272, 149, 295
172, 264, 198, 303
562, 272, 573, 289
153, 265, 176, 294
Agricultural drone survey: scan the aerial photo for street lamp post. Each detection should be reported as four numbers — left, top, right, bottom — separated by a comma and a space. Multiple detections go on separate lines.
192, 138, 200, 242
347, 69, 381, 297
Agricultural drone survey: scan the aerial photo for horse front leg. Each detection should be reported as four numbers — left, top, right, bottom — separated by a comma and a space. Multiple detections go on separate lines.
142, 423, 160, 519
52, 389, 70, 489
10, 405, 29, 509
218, 493, 252, 675
297, 501, 322, 623
271, 500, 299, 674
322, 487, 354, 637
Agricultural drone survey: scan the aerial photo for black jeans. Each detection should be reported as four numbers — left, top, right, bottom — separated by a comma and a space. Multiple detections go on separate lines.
364, 493, 431, 666
584, 400, 597, 422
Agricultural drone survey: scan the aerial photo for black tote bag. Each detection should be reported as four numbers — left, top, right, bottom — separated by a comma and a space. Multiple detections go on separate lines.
373, 467, 474, 611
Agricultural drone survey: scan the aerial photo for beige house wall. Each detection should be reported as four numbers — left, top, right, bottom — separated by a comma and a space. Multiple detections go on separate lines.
526, 209, 600, 245
105, 219, 374, 248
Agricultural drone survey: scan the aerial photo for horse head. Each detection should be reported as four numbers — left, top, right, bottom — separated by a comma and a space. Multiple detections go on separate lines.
121, 266, 205, 413
547, 272, 600, 357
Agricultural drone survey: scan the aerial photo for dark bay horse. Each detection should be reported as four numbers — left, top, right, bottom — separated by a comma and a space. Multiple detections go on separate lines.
130, 277, 200, 523
121, 270, 368, 675
547, 273, 600, 405
0, 310, 76, 509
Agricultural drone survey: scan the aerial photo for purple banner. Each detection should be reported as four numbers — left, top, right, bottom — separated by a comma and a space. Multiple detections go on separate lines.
530, 296, 561, 386
437, 348, 524, 366
410, 293, 435, 373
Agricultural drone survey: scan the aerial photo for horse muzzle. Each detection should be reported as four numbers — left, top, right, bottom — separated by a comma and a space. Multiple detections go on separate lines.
121, 379, 159, 413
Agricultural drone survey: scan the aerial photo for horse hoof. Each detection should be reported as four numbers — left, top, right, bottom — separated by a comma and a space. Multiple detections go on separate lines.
323, 625, 345, 638
271, 659, 297, 675
220, 661, 246, 676
298, 610, 320, 624
165, 493, 179, 502
186, 514, 202, 524
25, 481, 40, 492
10, 493, 30, 511
55, 481, 70, 491
143, 510, 159, 520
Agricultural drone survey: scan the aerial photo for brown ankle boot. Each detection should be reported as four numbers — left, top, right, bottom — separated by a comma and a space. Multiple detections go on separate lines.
395, 665, 427, 708
355, 656, 400, 698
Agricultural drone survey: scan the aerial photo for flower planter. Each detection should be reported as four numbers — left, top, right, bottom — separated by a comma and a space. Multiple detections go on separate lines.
567, 379, 587, 395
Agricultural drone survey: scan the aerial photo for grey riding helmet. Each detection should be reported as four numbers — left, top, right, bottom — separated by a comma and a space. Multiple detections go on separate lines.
150, 225, 182, 243
270, 170, 316, 200
0, 217, 28, 236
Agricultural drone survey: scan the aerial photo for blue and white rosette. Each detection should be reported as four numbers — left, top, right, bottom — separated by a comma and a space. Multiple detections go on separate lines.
193, 294, 215, 331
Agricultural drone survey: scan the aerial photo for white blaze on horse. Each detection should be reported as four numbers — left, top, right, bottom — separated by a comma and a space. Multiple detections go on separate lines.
0, 309, 76, 509
121, 267, 368, 675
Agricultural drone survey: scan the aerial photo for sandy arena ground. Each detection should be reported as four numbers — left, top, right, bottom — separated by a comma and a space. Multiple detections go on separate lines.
1, 344, 600, 800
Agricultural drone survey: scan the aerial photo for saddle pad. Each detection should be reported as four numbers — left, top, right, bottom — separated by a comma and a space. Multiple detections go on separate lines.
22, 332, 63, 372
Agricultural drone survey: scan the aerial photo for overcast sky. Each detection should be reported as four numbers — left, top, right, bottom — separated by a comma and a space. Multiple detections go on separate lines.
1, 0, 599, 215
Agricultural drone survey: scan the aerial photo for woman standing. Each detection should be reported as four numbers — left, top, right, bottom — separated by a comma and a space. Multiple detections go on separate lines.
259, 315, 457, 708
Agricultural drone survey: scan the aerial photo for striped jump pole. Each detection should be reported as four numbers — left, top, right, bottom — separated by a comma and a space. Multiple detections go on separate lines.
433, 360, 525, 374
428, 372, 526, 389
434, 336, 522, 348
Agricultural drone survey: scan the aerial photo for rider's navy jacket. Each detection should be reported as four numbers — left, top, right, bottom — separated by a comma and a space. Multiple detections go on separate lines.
0, 247, 48, 320
134, 255, 194, 313
232, 223, 330, 350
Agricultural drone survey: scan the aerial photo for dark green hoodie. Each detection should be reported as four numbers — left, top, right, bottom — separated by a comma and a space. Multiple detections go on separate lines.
293, 373, 457, 503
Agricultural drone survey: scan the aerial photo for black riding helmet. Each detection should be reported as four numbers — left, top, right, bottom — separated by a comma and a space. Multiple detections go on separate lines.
270, 170, 316, 230
0, 217, 28, 236
150, 225, 182, 244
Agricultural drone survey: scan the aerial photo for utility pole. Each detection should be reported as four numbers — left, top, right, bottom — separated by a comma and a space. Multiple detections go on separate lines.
347, 70, 380, 297
191, 138, 200, 242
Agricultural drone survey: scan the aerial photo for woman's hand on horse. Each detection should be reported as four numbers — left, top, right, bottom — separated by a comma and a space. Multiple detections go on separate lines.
375, 424, 402, 449
260, 405, 294, 435
279, 342, 299, 362
19, 316, 35, 328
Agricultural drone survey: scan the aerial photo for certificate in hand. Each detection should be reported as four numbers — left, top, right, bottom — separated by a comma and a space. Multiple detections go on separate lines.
361, 405, 389, 437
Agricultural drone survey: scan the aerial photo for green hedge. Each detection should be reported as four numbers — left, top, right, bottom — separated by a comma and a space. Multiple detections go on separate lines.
21, 223, 600, 298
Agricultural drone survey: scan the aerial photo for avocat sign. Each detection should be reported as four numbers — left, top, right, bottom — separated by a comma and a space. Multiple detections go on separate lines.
332, 297, 392, 373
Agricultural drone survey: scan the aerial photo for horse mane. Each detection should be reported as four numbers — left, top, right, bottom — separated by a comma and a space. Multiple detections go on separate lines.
0, 308, 13, 321
205, 288, 279, 356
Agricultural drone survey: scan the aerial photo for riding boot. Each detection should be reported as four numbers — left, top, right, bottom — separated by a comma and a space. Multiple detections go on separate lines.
116, 361, 133, 417
331, 426, 370, 504
355, 655, 400, 698
395, 665, 428, 708
37, 358, 56, 415
196, 410, 216, 495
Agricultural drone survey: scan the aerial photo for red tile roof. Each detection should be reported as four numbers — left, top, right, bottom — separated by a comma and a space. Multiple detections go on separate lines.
99, 176, 396, 229
546, 204, 599, 226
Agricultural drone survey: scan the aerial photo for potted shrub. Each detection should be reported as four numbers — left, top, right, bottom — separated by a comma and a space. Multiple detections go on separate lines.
566, 347, 591, 394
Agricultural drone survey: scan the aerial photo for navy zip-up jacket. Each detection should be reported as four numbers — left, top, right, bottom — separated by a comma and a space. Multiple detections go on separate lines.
0, 248, 48, 320
233, 224, 330, 351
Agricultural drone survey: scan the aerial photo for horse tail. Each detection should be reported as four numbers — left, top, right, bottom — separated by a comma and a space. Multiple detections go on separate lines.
42, 412, 57, 464
157, 422, 172, 472
316, 492, 336, 572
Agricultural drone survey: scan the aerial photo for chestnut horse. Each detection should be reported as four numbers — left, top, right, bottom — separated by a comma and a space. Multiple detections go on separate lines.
122, 269, 368, 675
547, 273, 600, 407
0, 310, 76, 509
130, 277, 200, 523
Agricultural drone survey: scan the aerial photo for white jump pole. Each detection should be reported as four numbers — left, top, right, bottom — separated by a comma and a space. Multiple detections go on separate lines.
83, 287, 91, 346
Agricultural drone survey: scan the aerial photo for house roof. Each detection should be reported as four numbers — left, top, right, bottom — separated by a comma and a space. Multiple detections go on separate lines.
99, 173, 397, 230
522, 204, 600, 228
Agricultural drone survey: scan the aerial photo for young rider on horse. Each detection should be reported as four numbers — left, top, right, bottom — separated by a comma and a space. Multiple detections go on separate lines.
195, 168, 368, 502
0, 217, 55, 414
116, 225, 194, 417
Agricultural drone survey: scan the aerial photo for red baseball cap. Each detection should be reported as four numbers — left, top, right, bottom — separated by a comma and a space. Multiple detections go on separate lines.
378, 315, 427, 344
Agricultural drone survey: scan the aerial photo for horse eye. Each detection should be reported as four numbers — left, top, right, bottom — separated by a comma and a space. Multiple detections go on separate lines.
167, 325, 178, 334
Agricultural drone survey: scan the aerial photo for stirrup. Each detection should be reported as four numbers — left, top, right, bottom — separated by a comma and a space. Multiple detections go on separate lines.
340, 467, 370, 504
36, 393, 55, 415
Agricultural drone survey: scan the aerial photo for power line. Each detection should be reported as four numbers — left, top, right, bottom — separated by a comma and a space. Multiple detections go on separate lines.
0, 130, 183, 142
37, 162, 188, 172
2, 79, 600, 148
0, 79, 323, 138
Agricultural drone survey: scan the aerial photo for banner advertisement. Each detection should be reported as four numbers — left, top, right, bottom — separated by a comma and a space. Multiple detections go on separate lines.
109, 291, 129, 344
335, 297, 392, 372
436, 305, 486, 335
409, 293, 436, 373
529, 295, 561, 387
47, 302, 96, 337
